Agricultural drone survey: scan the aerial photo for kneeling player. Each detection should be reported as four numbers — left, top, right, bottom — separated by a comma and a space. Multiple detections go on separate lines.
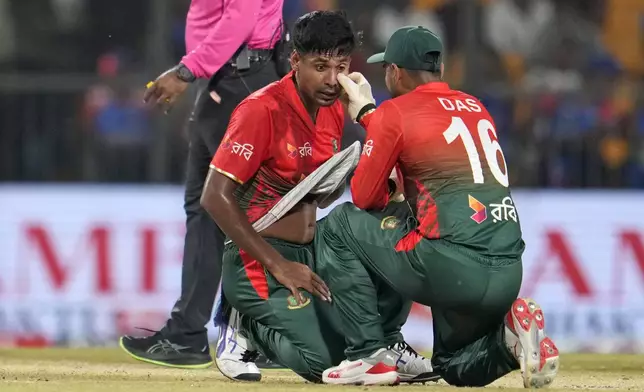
201, 11, 432, 384
321, 26, 560, 388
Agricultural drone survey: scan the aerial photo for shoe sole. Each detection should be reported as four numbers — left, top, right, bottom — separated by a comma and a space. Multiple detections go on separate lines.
398, 372, 442, 384
119, 337, 213, 370
323, 371, 400, 386
511, 298, 560, 388
215, 358, 262, 382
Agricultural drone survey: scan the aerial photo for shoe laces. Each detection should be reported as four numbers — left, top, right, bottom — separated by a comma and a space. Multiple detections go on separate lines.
241, 350, 259, 363
391, 341, 422, 358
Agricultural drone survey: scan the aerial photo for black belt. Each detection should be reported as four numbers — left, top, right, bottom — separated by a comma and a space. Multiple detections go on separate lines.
227, 48, 273, 66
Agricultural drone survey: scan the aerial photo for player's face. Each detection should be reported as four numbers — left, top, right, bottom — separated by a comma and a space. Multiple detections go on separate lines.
293, 52, 351, 107
384, 63, 404, 98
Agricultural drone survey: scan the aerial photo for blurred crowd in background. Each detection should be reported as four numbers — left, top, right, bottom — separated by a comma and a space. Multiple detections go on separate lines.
0, 0, 643, 188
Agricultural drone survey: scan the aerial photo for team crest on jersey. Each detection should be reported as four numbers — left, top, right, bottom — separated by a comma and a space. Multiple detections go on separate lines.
468, 195, 487, 224
221, 136, 232, 150
380, 216, 400, 230
287, 295, 311, 310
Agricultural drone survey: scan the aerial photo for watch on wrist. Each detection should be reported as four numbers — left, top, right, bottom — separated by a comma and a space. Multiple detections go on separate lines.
175, 63, 196, 83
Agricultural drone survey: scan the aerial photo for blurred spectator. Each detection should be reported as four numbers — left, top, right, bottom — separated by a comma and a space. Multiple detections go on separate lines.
372, 0, 446, 50
484, 0, 553, 58
89, 84, 150, 182
0, 0, 643, 189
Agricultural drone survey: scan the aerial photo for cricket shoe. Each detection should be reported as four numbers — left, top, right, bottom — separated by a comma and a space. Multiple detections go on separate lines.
505, 297, 560, 388
390, 341, 441, 384
215, 307, 261, 382
119, 328, 212, 369
322, 348, 400, 386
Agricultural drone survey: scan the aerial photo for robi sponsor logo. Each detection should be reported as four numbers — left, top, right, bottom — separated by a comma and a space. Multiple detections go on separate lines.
468, 195, 487, 224
362, 140, 374, 157
467, 195, 518, 224
231, 142, 254, 161
287, 142, 313, 159
219, 136, 254, 161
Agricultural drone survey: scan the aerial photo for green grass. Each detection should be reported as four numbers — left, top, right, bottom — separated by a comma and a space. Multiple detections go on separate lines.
1, 348, 643, 392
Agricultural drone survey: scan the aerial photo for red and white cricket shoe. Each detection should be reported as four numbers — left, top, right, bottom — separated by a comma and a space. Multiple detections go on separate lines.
322, 348, 400, 386
505, 298, 560, 389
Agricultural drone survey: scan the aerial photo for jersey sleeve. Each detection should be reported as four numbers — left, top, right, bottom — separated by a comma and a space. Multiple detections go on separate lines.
350, 100, 404, 210
210, 100, 272, 184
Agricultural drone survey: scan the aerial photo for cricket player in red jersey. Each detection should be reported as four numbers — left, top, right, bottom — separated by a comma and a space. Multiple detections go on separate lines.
199, 13, 432, 384
320, 26, 560, 388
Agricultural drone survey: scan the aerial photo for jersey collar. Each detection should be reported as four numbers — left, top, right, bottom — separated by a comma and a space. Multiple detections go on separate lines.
414, 82, 450, 93
281, 71, 317, 130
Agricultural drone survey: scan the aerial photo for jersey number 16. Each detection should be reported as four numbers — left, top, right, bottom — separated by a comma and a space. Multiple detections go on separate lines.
443, 116, 509, 187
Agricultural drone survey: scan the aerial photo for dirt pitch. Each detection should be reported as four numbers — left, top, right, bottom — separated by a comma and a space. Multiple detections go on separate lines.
1, 348, 643, 392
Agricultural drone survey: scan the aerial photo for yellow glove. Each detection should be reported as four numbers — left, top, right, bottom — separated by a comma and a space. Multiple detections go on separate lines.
337, 72, 376, 122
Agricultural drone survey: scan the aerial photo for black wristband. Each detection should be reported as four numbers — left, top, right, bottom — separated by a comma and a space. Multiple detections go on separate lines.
356, 103, 377, 123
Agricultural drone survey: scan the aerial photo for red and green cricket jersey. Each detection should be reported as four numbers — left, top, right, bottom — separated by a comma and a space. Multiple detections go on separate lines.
352, 82, 524, 258
210, 71, 344, 224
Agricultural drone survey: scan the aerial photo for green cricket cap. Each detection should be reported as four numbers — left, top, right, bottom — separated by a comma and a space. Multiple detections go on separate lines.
367, 26, 443, 71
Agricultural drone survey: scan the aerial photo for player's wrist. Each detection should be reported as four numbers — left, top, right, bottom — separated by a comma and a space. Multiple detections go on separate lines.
175, 63, 197, 83
356, 103, 376, 123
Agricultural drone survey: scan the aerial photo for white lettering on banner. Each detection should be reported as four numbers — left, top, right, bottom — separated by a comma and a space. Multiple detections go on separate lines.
489, 196, 518, 223
231, 142, 254, 161
1, 186, 644, 351
298, 142, 312, 157
363, 140, 373, 156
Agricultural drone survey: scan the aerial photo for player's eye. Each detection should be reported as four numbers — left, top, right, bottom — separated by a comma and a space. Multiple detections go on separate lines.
337, 65, 347, 72
316, 64, 326, 72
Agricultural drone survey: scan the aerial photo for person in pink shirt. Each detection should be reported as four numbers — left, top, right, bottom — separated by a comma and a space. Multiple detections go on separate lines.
120, 0, 285, 372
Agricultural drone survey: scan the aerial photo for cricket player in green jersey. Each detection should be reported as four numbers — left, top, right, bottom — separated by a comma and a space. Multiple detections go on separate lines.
320, 26, 560, 389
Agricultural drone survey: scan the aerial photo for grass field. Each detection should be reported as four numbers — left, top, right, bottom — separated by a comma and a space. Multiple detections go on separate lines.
1, 348, 644, 391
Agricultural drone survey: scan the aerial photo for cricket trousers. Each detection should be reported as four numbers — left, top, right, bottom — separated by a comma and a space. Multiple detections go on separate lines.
319, 202, 523, 387
221, 229, 411, 383
164, 61, 280, 339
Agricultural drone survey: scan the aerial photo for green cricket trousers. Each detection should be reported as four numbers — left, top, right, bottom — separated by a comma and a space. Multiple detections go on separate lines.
319, 202, 522, 387
221, 224, 411, 382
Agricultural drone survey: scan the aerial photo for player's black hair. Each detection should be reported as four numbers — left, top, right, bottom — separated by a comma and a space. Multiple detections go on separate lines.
292, 10, 357, 57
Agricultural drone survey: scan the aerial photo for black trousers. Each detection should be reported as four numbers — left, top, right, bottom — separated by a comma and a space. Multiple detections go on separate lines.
163, 61, 280, 339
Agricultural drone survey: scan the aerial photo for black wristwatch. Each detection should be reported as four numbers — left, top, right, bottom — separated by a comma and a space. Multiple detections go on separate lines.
175, 63, 196, 83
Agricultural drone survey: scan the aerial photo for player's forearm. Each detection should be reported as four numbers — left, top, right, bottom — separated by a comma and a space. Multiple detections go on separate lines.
181, 0, 262, 79
350, 176, 389, 210
201, 171, 283, 270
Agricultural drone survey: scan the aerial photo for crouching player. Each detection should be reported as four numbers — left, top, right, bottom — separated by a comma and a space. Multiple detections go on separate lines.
320, 26, 560, 388
200, 12, 432, 384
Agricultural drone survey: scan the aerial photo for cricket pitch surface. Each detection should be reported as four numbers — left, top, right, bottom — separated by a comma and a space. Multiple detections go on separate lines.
1, 348, 644, 391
